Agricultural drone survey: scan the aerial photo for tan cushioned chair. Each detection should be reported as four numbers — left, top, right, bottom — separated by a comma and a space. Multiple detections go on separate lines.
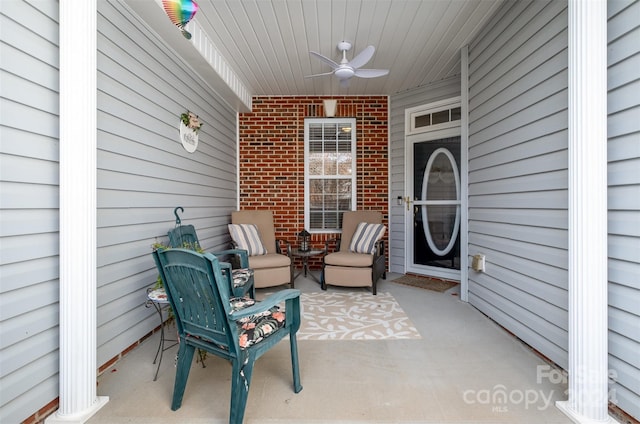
322, 211, 386, 295
231, 210, 293, 289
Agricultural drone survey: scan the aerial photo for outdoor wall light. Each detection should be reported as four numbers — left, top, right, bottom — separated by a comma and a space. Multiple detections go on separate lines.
324, 99, 337, 117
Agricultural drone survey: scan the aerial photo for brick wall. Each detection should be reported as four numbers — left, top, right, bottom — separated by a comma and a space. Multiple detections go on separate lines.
238, 96, 389, 269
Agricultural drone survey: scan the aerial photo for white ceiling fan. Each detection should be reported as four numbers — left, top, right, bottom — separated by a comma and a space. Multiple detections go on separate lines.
306, 41, 389, 87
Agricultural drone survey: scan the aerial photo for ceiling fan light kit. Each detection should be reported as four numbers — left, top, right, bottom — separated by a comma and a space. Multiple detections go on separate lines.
306, 41, 389, 86
334, 67, 355, 79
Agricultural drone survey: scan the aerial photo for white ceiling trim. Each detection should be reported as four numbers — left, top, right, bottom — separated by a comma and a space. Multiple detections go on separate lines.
188, 17, 253, 110
123, 0, 253, 112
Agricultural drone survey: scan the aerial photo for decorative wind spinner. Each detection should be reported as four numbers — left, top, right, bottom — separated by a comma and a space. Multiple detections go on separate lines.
162, 0, 199, 39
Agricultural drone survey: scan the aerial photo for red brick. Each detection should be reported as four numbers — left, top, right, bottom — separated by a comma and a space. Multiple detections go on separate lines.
239, 96, 389, 269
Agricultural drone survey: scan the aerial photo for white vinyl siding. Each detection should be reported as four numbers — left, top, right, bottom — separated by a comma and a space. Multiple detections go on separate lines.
0, 1, 60, 423
466, 0, 570, 368
0, 1, 238, 422
389, 77, 460, 274
467, 1, 640, 420
607, 0, 640, 419
96, 1, 237, 366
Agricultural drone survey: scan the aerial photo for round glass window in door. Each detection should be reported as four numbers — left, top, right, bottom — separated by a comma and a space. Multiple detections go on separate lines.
413, 141, 461, 269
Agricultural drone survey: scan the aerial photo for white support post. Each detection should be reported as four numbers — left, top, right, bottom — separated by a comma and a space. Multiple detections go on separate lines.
46, 0, 108, 422
556, 1, 612, 423
460, 45, 469, 303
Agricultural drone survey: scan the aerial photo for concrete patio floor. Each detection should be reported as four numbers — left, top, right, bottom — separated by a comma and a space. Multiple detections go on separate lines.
88, 272, 573, 424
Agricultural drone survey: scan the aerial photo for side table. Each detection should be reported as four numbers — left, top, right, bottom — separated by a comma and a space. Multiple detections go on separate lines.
145, 287, 178, 381
290, 248, 325, 284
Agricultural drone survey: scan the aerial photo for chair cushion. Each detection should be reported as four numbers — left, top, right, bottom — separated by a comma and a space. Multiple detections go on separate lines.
230, 268, 254, 288
248, 253, 291, 269
349, 222, 386, 254
229, 297, 286, 349
230, 296, 258, 312
324, 251, 374, 267
228, 224, 267, 256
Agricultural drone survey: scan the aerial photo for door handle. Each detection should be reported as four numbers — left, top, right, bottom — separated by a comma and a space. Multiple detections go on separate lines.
404, 196, 412, 211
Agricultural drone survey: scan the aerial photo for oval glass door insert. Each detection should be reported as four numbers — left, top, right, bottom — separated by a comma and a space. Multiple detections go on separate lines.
420, 147, 460, 256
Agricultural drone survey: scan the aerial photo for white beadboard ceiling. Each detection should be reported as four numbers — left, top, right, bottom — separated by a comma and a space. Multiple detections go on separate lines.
126, 0, 503, 104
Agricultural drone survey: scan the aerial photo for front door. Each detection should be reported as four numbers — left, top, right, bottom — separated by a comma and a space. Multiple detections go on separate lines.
407, 134, 461, 280
404, 96, 463, 281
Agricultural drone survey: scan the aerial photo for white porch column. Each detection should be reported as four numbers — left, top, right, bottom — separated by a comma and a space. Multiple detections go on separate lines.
556, 1, 612, 423
46, 0, 108, 422
460, 44, 470, 303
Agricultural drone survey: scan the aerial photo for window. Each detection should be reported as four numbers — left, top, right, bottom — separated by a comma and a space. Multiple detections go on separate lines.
413, 106, 460, 129
406, 97, 461, 135
304, 118, 356, 232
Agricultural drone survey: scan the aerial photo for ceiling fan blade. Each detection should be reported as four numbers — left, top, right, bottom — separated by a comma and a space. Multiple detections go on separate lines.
304, 71, 335, 79
353, 68, 389, 78
348, 45, 375, 69
310, 51, 339, 69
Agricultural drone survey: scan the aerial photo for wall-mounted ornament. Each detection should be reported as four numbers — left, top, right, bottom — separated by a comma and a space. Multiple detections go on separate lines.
179, 111, 202, 153
162, 0, 199, 39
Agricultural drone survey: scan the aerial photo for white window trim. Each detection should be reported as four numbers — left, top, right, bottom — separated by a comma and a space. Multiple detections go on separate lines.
405, 96, 461, 135
304, 117, 357, 233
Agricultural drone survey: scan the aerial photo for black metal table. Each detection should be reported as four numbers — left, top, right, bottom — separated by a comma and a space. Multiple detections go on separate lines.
145, 287, 178, 381
290, 248, 325, 284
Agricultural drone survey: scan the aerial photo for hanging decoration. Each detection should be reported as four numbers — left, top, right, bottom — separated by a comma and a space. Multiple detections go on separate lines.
179, 111, 202, 153
162, 0, 199, 40
181, 111, 203, 132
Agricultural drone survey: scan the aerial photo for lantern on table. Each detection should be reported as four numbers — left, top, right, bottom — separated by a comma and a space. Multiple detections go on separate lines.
298, 229, 311, 252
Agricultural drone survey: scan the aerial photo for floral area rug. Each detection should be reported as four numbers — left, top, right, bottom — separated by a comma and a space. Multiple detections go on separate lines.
295, 291, 421, 340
